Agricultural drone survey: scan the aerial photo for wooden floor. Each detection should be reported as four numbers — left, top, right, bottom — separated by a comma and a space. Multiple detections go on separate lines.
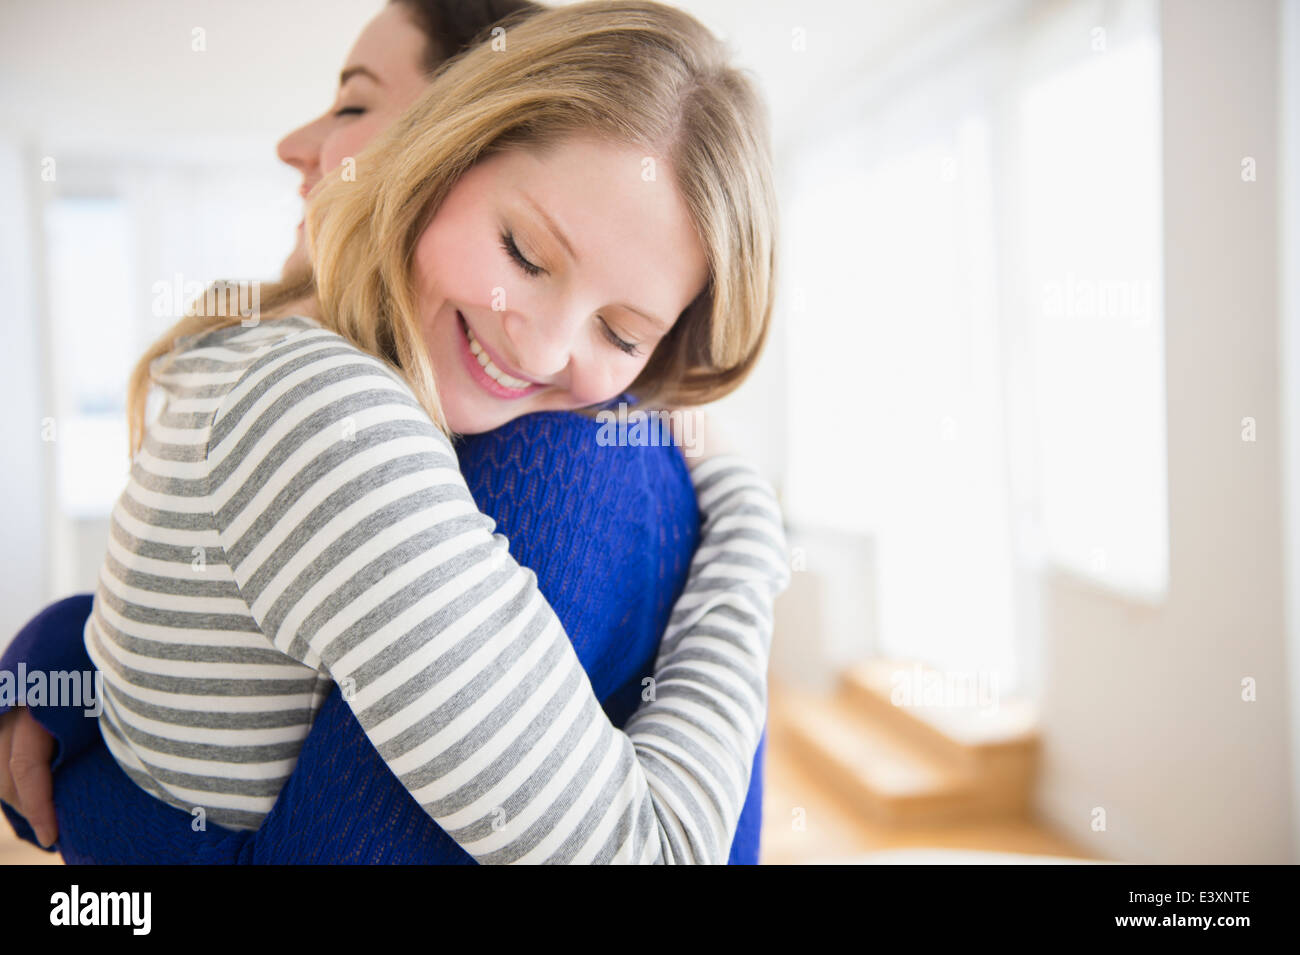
0, 820, 62, 865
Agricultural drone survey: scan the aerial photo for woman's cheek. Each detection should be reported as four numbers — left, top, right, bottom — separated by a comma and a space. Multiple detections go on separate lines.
320, 119, 385, 177
447, 236, 509, 307
575, 360, 641, 408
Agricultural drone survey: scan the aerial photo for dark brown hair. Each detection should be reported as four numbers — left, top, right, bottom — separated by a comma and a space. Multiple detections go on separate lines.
391, 0, 546, 71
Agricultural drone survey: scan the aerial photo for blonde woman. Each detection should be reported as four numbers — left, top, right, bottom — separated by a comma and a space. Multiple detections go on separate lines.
6, 0, 786, 864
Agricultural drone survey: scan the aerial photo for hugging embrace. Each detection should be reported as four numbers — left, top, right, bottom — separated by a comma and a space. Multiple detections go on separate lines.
0, 0, 789, 864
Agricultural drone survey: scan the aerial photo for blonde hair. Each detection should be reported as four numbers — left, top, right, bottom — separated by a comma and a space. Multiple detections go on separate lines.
127, 0, 778, 455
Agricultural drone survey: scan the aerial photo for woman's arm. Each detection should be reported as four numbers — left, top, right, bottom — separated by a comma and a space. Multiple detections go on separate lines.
189, 335, 787, 863
226, 409, 770, 864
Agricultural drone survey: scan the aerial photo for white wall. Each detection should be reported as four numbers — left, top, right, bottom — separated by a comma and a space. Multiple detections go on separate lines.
1278, 0, 1300, 865
0, 0, 375, 156
1035, 0, 1295, 864
0, 143, 50, 644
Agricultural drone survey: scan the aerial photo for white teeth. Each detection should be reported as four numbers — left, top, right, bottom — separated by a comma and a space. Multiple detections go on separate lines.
464, 322, 533, 390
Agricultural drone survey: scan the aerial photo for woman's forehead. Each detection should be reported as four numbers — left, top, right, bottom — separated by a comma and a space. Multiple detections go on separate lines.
467, 139, 709, 325
343, 4, 427, 86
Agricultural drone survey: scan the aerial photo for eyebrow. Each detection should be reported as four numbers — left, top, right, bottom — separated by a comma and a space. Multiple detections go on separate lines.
520, 192, 673, 332
339, 66, 383, 87
521, 193, 578, 264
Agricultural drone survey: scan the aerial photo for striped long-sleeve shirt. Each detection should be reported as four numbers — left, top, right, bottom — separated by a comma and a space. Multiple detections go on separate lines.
86, 314, 790, 864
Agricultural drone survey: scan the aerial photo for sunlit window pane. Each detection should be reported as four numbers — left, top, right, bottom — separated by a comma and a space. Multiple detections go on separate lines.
45, 197, 135, 518
1017, 34, 1168, 599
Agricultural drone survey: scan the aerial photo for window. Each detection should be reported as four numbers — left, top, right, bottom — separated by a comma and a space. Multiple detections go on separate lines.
1014, 30, 1167, 601
45, 196, 135, 518
780, 0, 1165, 691
37, 154, 298, 595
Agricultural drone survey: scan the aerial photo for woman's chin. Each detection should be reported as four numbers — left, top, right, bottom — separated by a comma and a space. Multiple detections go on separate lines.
443, 396, 515, 436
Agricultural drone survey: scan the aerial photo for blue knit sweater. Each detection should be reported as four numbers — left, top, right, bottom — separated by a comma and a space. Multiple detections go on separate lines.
1, 408, 765, 863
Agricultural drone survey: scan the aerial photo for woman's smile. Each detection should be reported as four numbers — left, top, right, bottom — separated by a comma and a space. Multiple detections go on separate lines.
455, 310, 546, 400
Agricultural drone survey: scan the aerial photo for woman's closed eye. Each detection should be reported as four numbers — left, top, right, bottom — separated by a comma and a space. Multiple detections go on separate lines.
500, 230, 642, 356
500, 229, 544, 277
600, 319, 640, 356
333, 105, 367, 118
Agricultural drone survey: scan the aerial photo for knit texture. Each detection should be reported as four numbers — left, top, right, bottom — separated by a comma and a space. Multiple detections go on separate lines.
2, 407, 766, 863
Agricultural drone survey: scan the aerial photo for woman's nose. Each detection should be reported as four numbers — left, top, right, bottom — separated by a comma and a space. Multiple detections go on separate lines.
276, 115, 327, 181
502, 308, 605, 397
505, 314, 573, 382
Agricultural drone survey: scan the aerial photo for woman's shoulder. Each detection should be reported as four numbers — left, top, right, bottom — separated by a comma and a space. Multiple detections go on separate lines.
203, 315, 443, 459
175, 313, 325, 355
158, 314, 327, 379
180, 315, 405, 391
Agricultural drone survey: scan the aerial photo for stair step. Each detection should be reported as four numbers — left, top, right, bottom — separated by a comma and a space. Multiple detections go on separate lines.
772, 684, 985, 825
842, 660, 1039, 776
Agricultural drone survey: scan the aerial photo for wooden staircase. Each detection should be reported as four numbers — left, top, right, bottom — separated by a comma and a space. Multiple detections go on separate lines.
769, 660, 1040, 826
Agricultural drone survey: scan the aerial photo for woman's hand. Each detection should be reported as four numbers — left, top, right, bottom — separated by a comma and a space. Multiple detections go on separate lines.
0, 707, 58, 847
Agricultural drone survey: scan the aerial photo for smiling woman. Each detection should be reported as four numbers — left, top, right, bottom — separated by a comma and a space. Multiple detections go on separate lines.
130, 2, 776, 450
412, 135, 711, 432
257, 1, 777, 449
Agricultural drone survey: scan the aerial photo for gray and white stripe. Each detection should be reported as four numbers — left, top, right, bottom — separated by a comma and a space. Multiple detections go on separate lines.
86, 315, 790, 862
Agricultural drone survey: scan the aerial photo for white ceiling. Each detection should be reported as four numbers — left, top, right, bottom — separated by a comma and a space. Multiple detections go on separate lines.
0, 0, 966, 161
